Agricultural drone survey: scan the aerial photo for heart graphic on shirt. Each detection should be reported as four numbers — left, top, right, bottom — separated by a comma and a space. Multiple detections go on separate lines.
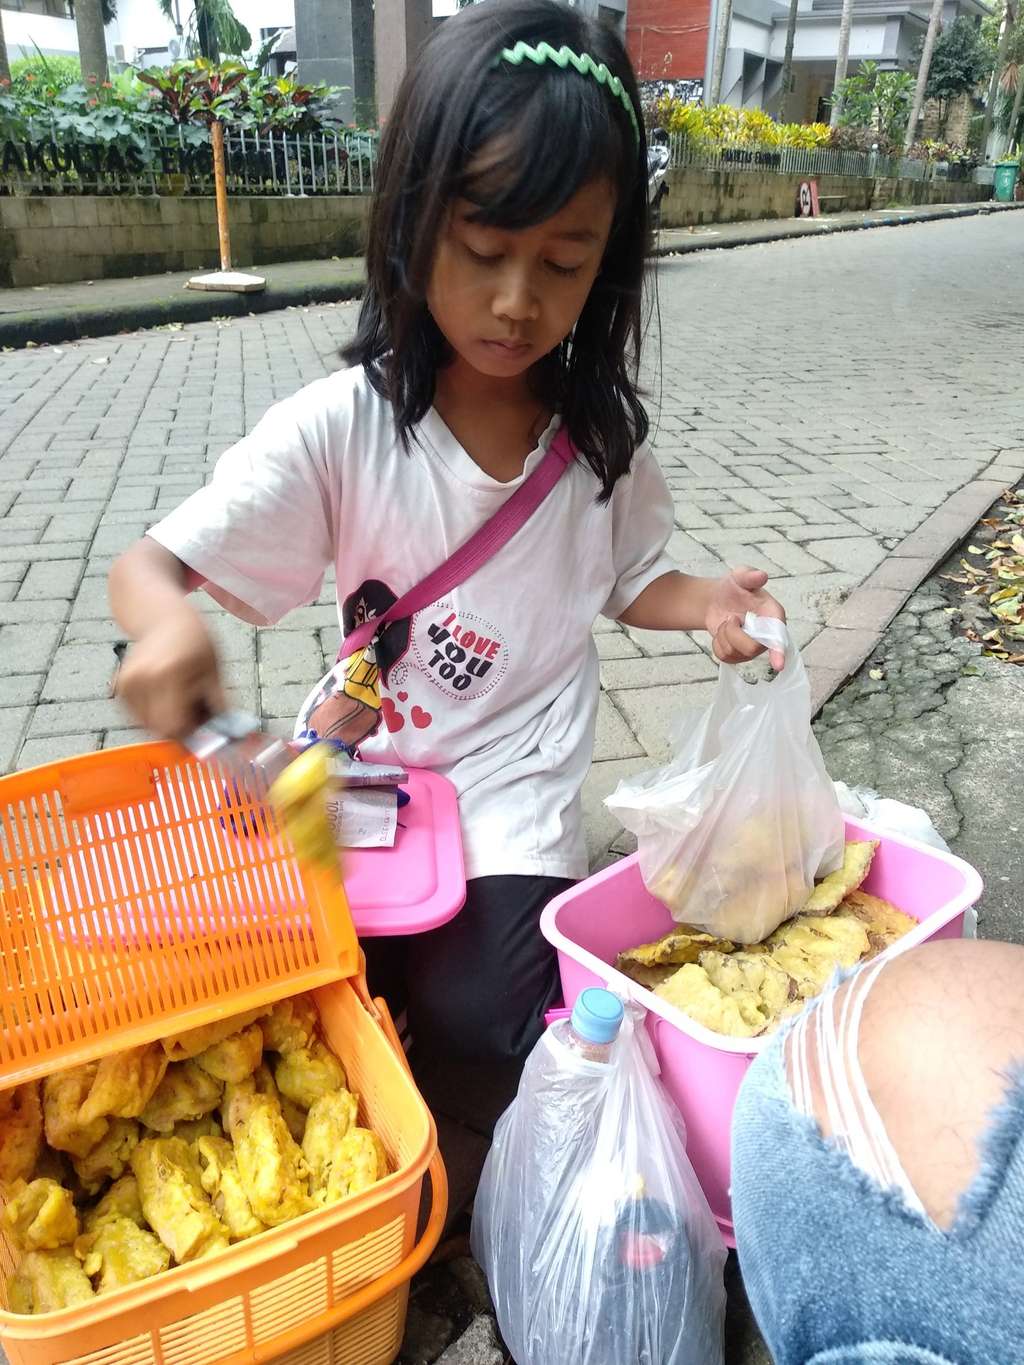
380, 697, 405, 733
411, 706, 433, 730
397, 691, 409, 703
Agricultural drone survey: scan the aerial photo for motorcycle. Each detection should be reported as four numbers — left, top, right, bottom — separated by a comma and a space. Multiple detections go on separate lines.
647, 127, 670, 230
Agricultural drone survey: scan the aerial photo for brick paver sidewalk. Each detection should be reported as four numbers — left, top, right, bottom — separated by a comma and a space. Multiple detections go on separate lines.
1, 212, 1022, 870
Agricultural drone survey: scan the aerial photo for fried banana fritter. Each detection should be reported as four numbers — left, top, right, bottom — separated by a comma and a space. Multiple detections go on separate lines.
841, 891, 918, 953
131, 1137, 229, 1263
273, 1043, 346, 1111
302, 1088, 358, 1192
194, 1025, 264, 1085
83, 1175, 146, 1234
616, 926, 735, 970
2, 1178, 79, 1251
620, 840, 917, 1037
4, 992, 385, 1301
0, 1083, 44, 1187
76, 1217, 170, 1293
7, 1249, 95, 1313
655, 964, 769, 1039
232, 1096, 311, 1226
323, 1129, 388, 1203
259, 995, 319, 1055
196, 1135, 266, 1241
43, 1068, 109, 1159
78, 1045, 168, 1125
799, 841, 878, 915
172, 1115, 224, 1146
71, 1119, 141, 1195
161, 1008, 268, 1063
140, 1062, 224, 1134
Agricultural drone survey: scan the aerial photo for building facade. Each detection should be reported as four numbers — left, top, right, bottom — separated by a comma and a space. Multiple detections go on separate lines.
626, 0, 990, 120
1, 0, 295, 69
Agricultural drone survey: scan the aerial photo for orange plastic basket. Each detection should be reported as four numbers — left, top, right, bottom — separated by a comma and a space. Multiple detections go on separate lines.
0, 743, 447, 1365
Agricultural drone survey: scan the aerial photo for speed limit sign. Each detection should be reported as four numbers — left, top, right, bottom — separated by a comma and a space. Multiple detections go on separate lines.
798, 180, 820, 217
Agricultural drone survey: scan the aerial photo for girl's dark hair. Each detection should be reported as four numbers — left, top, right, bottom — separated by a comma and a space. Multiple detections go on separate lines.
343, 0, 650, 501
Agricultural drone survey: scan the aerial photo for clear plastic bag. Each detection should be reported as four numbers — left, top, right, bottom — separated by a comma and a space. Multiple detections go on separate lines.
471, 1005, 726, 1365
606, 615, 845, 944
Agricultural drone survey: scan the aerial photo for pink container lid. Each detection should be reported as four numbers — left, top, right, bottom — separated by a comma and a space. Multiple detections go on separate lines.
345, 768, 466, 936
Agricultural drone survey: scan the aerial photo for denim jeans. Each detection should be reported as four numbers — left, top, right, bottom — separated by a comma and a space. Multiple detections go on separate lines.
731, 1018, 1024, 1364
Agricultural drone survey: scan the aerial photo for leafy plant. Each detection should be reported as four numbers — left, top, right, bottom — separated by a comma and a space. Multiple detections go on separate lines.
156, 0, 251, 63
10, 54, 81, 91
0, 58, 343, 161
138, 58, 246, 125
925, 17, 993, 101
911, 137, 982, 167
831, 61, 915, 141
829, 122, 899, 155
136, 59, 334, 133
654, 98, 831, 149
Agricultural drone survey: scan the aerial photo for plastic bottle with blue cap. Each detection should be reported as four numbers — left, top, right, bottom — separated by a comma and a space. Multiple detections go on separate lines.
554, 987, 624, 1063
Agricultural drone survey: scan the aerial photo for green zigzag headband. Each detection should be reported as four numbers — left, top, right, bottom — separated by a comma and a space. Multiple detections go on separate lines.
495, 41, 640, 148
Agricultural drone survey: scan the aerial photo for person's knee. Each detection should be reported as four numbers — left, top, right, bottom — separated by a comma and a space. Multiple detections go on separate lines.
798, 940, 1024, 1226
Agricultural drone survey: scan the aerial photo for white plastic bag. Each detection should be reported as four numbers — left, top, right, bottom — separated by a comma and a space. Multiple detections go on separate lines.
606, 615, 845, 944
833, 781, 950, 852
472, 1006, 726, 1365
833, 782, 977, 935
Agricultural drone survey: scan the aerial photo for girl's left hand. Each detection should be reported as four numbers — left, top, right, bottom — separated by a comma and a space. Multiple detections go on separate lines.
705, 567, 787, 671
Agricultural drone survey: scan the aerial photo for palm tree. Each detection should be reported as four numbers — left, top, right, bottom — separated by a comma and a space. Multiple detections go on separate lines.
74, 0, 109, 83
779, 0, 800, 120
157, 0, 251, 63
830, 0, 855, 125
0, 8, 11, 86
708, 0, 734, 105
903, 0, 944, 152
1010, 61, 1024, 149
983, 1, 1017, 155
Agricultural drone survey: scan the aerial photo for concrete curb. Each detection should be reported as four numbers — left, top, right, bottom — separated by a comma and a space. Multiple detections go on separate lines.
1, 200, 1020, 350
0, 272, 365, 350
805, 455, 1024, 714
654, 200, 1024, 258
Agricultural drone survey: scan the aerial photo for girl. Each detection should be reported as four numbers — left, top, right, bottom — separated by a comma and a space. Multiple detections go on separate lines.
109, 0, 783, 1138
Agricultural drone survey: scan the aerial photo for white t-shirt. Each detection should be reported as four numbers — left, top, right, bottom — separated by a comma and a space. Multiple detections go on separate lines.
149, 365, 676, 880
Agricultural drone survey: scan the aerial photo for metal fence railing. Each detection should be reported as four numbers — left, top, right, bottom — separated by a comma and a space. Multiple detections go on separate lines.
666, 133, 971, 184
0, 127, 379, 197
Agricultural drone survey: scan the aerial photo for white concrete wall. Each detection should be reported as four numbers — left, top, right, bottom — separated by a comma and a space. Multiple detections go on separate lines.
0, 0, 295, 66
113, 0, 294, 63
730, 16, 771, 57
767, 17, 889, 61
2, 8, 82, 59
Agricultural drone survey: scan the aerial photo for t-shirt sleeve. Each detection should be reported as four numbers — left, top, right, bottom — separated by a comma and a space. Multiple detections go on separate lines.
147, 392, 337, 628
602, 445, 677, 619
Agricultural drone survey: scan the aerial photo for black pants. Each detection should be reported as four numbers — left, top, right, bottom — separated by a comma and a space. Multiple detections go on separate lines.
363, 875, 571, 1136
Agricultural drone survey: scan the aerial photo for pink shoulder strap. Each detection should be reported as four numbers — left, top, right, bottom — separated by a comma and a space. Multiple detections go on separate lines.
338, 426, 575, 660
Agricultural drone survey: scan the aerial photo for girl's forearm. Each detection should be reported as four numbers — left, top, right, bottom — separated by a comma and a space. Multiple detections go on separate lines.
108, 537, 202, 640
618, 571, 716, 632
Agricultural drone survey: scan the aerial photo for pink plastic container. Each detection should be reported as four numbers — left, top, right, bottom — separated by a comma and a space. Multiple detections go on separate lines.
345, 769, 466, 936
540, 817, 983, 1244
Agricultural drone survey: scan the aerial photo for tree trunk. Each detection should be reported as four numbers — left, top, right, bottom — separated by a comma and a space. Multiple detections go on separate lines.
983, 3, 1017, 157
903, 0, 944, 153
779, 0, 800, 122
708, 0, 734, 106
74, 0, 109, 84
0, 7, 10, 86
830, 0, 855, 126
196, 3, 220, 62
1007, 66, 1024, 150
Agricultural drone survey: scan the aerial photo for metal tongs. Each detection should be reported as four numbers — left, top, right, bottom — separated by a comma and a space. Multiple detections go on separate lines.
182, 711, 294, 800
112, 642, 407, 799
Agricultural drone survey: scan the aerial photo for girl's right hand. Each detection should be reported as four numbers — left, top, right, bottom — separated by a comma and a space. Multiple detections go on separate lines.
114, 603, 227, 741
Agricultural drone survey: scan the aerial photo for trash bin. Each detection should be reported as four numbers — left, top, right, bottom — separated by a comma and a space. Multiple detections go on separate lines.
993, 160, 1020, 202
